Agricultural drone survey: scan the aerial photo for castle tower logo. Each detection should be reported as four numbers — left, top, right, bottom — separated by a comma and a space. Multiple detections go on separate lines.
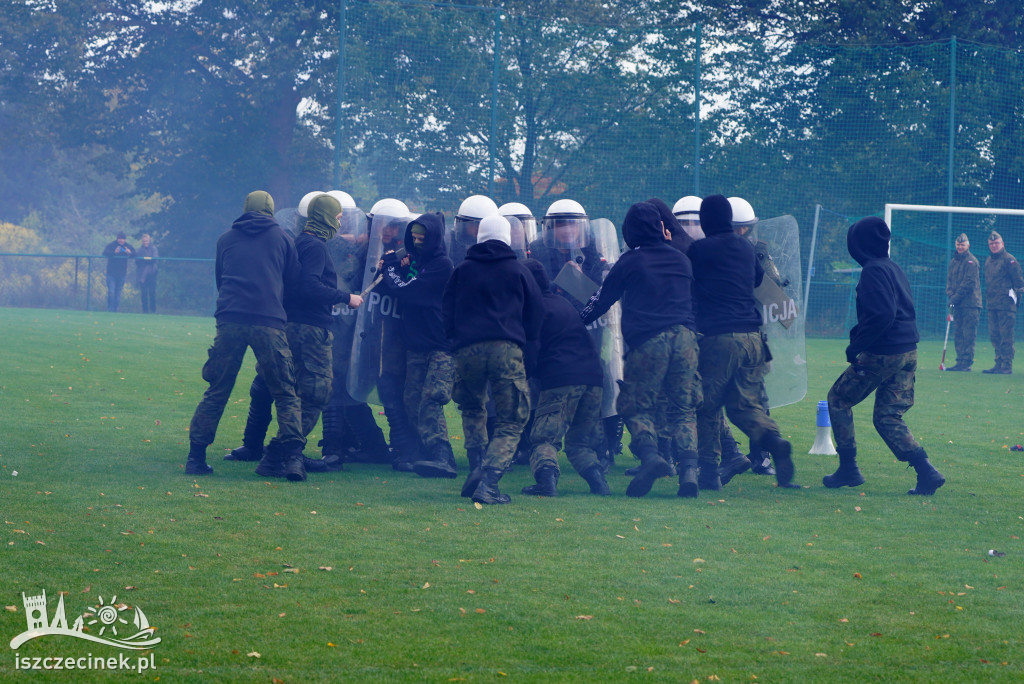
10, 590, 161, 650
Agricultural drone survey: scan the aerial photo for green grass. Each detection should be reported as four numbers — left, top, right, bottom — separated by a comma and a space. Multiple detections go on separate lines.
1, 307, 1023, 682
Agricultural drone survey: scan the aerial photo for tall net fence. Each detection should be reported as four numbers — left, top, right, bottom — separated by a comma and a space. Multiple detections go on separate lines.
2, 2, 1024, 334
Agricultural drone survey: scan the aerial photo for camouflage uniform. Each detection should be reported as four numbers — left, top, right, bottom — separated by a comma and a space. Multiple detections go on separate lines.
404, 350, 455, 447
984, 245, 1024, 371
946, 244, 981, 369
696, 332, 779, 468
453, 341, 531, 471
285, 322, 334, 436
189, 322, 303, 449
617, 324, 701, 459
529, 384, 604, 475
827, 350, 921, 457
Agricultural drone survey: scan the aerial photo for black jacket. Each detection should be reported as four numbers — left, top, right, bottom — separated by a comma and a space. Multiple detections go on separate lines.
442, 239, 544, 352
523, 260, 603, 389
215, 211, 300, 330
379, 213, 454, 353
528, 238, 605, 310
285, 231, 349, 330
687, 198, 764, 336
845, 217, 919, 361
583, 202, 695, 349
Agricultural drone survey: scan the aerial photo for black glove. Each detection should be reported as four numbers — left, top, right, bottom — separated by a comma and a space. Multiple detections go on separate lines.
845, 346, 858, 365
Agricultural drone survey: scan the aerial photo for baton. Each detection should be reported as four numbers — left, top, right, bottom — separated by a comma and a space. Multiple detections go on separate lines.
360, 274, 384, 297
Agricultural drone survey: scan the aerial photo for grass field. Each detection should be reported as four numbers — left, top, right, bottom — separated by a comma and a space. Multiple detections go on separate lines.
1, 307, 1023, 683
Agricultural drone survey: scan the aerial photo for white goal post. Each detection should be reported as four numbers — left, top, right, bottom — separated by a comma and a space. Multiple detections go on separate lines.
884, 203, 1024, 228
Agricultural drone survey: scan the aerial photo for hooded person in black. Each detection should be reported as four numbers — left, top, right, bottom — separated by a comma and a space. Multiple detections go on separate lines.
519, 259, 610, 497
184, 191, 304, 476
377, 212, 459, 479
687, 195, 797, 490
581, 202, 703, 497
824, 216, 944, 496
443, 215, 544, 504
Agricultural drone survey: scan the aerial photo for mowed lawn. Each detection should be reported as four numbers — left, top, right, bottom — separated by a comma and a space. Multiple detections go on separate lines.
1, 306, 1022, 683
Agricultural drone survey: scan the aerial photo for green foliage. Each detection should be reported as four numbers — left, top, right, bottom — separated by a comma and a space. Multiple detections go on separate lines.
2, 307, 1024, 681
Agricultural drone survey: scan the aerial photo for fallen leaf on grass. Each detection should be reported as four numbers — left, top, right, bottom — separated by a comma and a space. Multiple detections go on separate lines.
475, 608, 486, 614
247, 651, 260, 658
4, 606, 16, 612
853, 573, 862, 579
474, 502, 483, 510
319, 566, 333, 571
575, 615, 593, 620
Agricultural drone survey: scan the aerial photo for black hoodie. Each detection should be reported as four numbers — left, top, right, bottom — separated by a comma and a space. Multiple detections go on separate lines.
523, 259, 604, 389
647, 196, 694, 256
442, 239, 544, 352
215, 211, 300, 329
285, 231, 350, 330
581, 202, 695, 349
845, 216, 918, 361
378, 212, 454, 352
687, 194, 764, 335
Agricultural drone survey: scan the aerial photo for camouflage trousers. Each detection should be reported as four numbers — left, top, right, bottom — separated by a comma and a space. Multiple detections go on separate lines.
952, 306, 979, 368
529, 384, 604, 476
286, 322, 334, 437
403, 350, 455, 448
697, 332, 780, 466
827, 349, 921, 459
617, 325, 701, 461
988, 309, 1016, 369
189, 322, 303, 450
453, 341, 531, 470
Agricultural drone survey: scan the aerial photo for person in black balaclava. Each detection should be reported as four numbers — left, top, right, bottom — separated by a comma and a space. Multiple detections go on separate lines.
688, 194, 797, 491
377, 213, 458, 479
824, 216, 944, 496
582, 202, 701, 498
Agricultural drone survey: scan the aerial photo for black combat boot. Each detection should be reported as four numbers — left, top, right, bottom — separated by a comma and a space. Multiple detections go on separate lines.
184, 443, 213, 475
282, 444, 307, 482
472, 467, 512, 505
254, 442, 288, 479
303, 453, 344, 473
718, 451, 751, 486
581, 464, 611, 495
344, 404, 392, 463
521, 467, 559, 496
823, 447, 865, 488
762, 432, 799, 488
225, 443, 263, 462
414, 441, 458, 479
626, 445, 673, 498
676, 449, 699, 498
905, 449, 945, 495
461, 451, 486, 498
697, 458, 722, 491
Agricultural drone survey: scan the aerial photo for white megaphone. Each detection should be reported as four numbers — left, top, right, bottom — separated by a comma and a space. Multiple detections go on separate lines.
809, 400, 837, 456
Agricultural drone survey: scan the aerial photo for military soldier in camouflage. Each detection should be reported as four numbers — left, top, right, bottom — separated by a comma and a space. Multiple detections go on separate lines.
443, 215, 544, 505
823, 217, 944, 496
183, 191, 303, 476
582, 202, 702, 498
982, 231, 1024, 375
944, 233, 981, 372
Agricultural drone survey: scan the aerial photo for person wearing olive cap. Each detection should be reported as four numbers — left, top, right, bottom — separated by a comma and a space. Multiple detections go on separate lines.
944, 233, 981, 371
983, 230, 1024, 374
184, 191, 303, 476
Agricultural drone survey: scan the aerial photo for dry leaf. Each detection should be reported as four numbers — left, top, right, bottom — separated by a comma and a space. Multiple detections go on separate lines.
474, 502, 483, 510
575, 615, 594, 620
319, 566, 333, 571
475, 608, 486, 614
4, 606, 16, 612
247, 651, 260, 658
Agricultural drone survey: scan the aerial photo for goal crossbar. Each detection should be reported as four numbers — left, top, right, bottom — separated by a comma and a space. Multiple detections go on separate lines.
884, 203, 1024, 227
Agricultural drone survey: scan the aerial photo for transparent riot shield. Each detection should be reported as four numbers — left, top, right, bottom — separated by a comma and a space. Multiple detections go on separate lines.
588, 218, 625, 418
530, 217, 603, 311
274, 207, 302, 239
346, 211, 412, 403
328, 207, 370, 397
756, 215, 807, 408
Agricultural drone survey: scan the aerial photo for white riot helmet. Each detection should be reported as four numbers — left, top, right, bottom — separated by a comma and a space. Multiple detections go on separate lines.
327, 190, 366, 237
673, 195, 704, 240
498, 202, 538, 253
327, 190, 357, 209
454, 194, 499, 249
541, 198, 590, 249
368, 197, 409, 219
728, 196, 758, 241
298, 191, 326, 218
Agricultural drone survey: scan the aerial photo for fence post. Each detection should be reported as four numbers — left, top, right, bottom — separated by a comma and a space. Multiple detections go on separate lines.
693, 22, 702, 196
488, 10, 502, 199
86, 257, 93, 311
804, 203, 821, 326
946, 36, 957, 262
333, 0, 348, 189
